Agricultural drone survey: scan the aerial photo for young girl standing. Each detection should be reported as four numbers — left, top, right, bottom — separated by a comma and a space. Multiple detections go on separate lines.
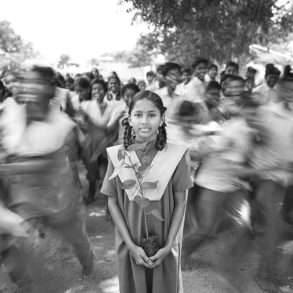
101, 91, 192, 293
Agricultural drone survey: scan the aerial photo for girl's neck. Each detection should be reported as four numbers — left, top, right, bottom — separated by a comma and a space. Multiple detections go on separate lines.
135, 133, 157, 145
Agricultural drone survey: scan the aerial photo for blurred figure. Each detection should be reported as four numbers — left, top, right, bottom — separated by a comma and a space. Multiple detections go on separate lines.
145, 70, 157, 90
225, 61, 239, 76
106, 75, 121, 103
253, 64, 280, 105
0, 66, 94, 289
182, 68, 192, 84
137, 80, 146, 91
245, 66, 257, 92
92, 68, 100, 79
183, 57, 209, 103
121, 83, 140, 107
71, 76, 91, 110
79, 78, 126, 203
128, 77, 137, 85
251, 76, 293, 291
155, 62, 182, 122
207, 63, 218, 82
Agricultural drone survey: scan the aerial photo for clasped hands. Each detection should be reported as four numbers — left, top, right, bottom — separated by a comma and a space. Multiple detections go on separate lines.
129, 243, 172, 268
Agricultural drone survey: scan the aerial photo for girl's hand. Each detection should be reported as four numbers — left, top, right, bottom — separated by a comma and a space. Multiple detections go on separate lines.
149, 245, 172, 268
129, 244, 153, 268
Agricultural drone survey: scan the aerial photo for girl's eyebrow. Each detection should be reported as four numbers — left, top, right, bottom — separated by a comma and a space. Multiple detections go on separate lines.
133, 110, 158, 113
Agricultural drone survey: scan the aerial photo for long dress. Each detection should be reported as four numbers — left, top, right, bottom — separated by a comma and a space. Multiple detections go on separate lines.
101, 142, 193, 293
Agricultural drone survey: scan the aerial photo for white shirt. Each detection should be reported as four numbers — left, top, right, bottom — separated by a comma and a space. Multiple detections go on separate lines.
253, 83, 277, 105
181, 76, 206, 103
251, 102, 293, 185
195, 117, 253, 192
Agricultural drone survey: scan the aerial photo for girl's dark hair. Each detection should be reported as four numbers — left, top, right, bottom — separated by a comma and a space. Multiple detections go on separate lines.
121, 83, 140, 97
192, 57, 209, 70
75, 76, 90, 89
123, 90, 167, 151
31, 65, 55, 85
91, 78, 108, 93
162, 62, 182, 76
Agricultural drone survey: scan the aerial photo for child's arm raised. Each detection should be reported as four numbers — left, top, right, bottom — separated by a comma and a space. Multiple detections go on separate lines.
108, 196, 153, 268
150, 190, 187, 267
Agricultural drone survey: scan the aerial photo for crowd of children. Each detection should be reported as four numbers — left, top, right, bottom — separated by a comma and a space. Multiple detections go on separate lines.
0, 58, 293, 292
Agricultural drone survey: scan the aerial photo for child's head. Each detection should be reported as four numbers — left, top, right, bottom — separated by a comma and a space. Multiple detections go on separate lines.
182, 68, 192, 83
222, 75, 245, 99
225, 61, 239, 76
208, 64, 218, 81
265, 64, 280, 88
108, 75, 121, 94
74, 77, 91, 101
162, 62, 182, 90
122, 83, 140, 106
91, 79, 107, 103
15, 65, 56, 121
65, 76, 74, 91
176, 100, 205, 125
192, 58, 209, 81
137, 80, 147, 91
123, 90, 167, 150
146, 71, 156, 84
205, 81, 221, 108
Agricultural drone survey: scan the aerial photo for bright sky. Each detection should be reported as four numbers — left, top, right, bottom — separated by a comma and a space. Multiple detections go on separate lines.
1, 0, 151, 63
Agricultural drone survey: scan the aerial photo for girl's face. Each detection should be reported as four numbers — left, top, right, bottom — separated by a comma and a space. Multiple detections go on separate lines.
194, 63, 208, 81
138, 81, 146, 91
108, 78, 120, 94
91, 83, 106, 102
129, 99, 163, 142
75, 85, 90, 101
165, 69, 182, 90
123, 88, 137, 106
205, 88, 220, 108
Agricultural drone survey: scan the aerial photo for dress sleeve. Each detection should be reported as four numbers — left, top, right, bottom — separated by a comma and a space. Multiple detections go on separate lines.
172, 151, 193, 192
100, 157, 117, 197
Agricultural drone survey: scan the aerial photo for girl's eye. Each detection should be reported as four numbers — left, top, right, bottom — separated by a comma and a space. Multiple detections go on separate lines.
134, 113, 142, 118
149, 113, 157, 118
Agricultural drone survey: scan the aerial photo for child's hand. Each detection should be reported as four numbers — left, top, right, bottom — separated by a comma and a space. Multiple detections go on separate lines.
129, 244, 153, 268
149, 245, 171, 268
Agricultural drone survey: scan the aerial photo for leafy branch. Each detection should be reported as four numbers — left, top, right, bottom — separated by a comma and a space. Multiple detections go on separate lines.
110, 146, 164, 238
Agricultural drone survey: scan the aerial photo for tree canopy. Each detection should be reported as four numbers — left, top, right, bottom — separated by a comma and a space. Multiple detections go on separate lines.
0, 21, 36, 74
121, 0, 293, 65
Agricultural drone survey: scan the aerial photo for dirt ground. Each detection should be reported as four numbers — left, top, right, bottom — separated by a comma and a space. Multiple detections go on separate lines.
0, 165, 292, 293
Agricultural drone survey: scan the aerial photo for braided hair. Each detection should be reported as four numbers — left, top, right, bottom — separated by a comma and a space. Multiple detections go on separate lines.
123, 90, 167, 151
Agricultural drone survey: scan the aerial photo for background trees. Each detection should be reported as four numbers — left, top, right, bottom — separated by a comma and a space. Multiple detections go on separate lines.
121, 0, 293, 65
0, 21, 36, 75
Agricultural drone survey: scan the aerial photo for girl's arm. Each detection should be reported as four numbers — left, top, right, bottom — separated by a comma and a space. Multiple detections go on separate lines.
150, 190, 186, 267
108, 197, 152, 268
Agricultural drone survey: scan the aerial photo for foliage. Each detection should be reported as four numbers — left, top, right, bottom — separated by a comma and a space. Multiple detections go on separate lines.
0, 21, 36, 75
121, 0, 293, 64
111, 47, 153, 68
57, 54, 71, 69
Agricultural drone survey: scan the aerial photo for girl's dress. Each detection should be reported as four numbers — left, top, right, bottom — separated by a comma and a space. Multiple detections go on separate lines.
101, 141, 192, 293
